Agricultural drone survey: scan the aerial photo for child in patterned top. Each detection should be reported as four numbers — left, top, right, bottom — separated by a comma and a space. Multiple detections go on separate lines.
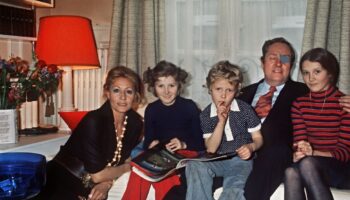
185, 60, 263, 200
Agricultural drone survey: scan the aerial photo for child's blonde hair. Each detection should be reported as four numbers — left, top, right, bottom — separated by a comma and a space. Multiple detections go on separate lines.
206, 60, 243, 96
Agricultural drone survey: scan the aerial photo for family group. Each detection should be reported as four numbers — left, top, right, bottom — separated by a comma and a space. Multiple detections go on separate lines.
34, 37, 350, 200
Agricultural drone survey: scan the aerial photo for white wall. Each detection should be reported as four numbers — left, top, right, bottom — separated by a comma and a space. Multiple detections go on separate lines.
37, 0, 113, 25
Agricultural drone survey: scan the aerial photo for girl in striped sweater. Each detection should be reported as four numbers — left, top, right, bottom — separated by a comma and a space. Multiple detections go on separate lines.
284, 48, 350, 200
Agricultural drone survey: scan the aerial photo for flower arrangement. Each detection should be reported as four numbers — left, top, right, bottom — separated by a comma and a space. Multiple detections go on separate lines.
0, 56, 63, 110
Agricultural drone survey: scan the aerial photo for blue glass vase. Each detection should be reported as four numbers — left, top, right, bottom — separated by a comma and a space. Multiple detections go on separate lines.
0, 152, 46, 200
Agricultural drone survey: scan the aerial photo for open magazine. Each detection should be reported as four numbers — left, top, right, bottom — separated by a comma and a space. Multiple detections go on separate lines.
130, 141, 236, 182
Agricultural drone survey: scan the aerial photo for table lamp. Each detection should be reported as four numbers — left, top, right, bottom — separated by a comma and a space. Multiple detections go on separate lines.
36, 16, 100, 130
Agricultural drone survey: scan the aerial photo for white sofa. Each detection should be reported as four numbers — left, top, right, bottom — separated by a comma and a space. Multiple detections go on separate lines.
213, 184, 350, 200
270, 184, 350, 200
111, 171, 350, 200
111, 106, 350, 199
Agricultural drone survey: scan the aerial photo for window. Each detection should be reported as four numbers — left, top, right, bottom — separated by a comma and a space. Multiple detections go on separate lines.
165, 0, 307, 108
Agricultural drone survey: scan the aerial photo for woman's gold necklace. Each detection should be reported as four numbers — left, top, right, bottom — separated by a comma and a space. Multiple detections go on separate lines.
107, 115, 128, 167
309, 90, 327, 111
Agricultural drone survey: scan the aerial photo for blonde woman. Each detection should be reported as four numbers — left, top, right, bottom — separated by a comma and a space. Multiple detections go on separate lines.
37, 66, 144, 200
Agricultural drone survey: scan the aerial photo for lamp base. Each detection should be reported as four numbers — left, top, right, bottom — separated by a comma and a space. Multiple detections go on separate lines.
58, 66, 77, 132
58, 108, 77, 131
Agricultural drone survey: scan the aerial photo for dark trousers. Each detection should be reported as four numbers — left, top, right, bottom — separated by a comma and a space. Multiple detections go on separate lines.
243, 145, 292, 200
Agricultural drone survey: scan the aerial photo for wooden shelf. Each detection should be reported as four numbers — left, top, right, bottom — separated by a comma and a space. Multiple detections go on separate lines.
0, 34, 36, 41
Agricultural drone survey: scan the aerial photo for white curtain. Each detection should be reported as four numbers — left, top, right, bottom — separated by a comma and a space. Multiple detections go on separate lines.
164, 0, 307, 108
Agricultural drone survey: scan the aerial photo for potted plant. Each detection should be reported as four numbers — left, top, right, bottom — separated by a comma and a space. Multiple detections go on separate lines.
0, 56, 62, 143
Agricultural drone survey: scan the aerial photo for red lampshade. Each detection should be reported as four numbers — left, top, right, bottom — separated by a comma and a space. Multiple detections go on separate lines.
36, 16, 100, 69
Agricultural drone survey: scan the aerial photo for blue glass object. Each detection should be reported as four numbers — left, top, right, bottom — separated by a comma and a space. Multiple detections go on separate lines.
0, 152, 46, 200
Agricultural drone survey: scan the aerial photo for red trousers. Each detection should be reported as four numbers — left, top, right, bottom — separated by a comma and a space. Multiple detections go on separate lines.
122, 171, 180, 200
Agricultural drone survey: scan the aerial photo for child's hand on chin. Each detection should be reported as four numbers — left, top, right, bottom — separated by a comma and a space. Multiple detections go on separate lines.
217, 101, 230, 122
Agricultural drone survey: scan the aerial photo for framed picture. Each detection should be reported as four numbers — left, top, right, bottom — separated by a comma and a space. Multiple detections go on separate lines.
24, 0, 54, 8
0, 0, 54, 8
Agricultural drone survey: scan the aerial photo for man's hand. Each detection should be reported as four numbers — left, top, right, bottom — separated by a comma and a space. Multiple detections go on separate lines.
339, 96, 350, 112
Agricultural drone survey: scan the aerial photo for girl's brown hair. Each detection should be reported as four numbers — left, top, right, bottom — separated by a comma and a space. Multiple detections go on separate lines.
143, 60, 188, 97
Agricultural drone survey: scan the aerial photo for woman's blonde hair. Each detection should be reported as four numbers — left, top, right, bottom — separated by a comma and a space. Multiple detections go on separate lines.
103, 66, 144, 104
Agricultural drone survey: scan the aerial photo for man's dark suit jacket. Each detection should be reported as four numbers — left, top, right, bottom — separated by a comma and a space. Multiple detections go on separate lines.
239, 79, 308, 200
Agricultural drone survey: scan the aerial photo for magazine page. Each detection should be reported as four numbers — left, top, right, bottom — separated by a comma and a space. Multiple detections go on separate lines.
131, 144, 185, 176
131, 166, 178, 182
176, 152, 237, 168
131, 142, 236, 182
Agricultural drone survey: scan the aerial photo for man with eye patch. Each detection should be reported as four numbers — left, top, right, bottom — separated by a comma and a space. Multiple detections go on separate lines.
165, 37, 350, 200
237, 37, 350, 200
234, 37, 307, 200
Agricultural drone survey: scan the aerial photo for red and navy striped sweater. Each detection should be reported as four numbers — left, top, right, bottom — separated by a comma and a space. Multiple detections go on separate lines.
291, 86, 350, 162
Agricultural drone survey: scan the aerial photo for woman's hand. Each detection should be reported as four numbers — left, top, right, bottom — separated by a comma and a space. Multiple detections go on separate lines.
165, 138, 186, 152
148, 140, 159, 149
90, 159, 131, 183
121, 162, 131, 174
88, 180, 113, 200
124, 157, 131, 164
